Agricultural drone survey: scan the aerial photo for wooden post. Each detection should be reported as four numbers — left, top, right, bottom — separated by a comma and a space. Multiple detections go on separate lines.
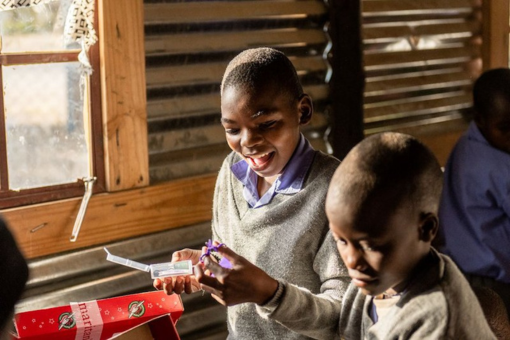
98, 0, 149, 191
327, 0, 365, 159
482, 0, 510, 70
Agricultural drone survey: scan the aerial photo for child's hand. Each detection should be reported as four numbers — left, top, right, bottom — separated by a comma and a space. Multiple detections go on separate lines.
153, 248, 202, 294
194, 242, 278, 306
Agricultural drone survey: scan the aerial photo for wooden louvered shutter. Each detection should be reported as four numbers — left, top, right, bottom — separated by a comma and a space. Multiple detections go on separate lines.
361, 0, 482, 164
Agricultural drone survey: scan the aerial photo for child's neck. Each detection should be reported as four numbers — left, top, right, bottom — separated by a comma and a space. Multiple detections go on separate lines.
392, 249, 436, 295
257, 175, 278, 197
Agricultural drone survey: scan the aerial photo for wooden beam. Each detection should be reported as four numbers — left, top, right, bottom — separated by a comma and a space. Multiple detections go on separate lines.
364, 114, 468, 166
145, 29, 327, 56
1, 174, 216, 259
145, 1, 326, 24
364, 46, 480, 69
363, 21, 480, 42
363, 0, 473, 13
482, 0, 510, 70
364, 71, 472, 97
98, 0, 149, 191
364, 92, 472, 122
0, 51, 80, 66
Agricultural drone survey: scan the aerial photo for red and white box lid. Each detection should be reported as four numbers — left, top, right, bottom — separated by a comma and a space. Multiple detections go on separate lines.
12, 291, 183, 340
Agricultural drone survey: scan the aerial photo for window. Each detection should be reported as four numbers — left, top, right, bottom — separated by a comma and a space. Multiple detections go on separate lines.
0, 0, 104, 209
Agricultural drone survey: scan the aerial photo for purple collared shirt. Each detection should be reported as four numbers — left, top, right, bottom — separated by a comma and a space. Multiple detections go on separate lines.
438, 121, 510, 283
230, 134, 315, 208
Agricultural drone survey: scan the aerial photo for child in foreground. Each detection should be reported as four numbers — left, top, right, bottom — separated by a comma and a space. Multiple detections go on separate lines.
437, 68, 510, 316
198, 132, 495, 339
155, 47, 349, 339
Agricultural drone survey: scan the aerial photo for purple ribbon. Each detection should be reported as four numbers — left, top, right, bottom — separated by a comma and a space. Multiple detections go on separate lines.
200, 239, 232, 269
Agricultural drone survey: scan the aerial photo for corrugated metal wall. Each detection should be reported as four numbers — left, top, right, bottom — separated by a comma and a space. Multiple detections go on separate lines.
361, 0, 481, 147
16, 1, 332, 339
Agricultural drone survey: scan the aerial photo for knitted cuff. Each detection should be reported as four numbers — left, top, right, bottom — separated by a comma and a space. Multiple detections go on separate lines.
260, 280, 286, 309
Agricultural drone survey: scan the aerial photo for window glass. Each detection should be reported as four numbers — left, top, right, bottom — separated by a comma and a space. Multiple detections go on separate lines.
0, 1, 80, 53
3, 62, 90, 189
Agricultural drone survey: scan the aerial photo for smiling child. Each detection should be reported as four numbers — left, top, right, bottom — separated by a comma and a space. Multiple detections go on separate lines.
199, 132, 496, 339
155, 47, 348, 339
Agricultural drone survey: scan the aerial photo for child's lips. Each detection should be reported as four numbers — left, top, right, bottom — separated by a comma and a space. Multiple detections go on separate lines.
246, 152, 274, 169
351, 276, 377, 287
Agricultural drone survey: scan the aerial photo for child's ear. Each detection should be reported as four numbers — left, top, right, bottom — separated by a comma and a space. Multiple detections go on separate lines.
297, 94, 313, 125
419, 213, 438, 243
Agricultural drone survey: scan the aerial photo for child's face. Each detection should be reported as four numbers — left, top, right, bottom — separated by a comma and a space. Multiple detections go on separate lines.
476, 112, 510, 154
326, 196, 430, 296
221, 84, 310, 180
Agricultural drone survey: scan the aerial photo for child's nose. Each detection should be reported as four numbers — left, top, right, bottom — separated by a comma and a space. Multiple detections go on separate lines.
241, 128, 263, 148
344, 246, 367, 271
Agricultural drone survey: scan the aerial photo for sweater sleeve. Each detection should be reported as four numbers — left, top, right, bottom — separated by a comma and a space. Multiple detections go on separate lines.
256, 231, 350, 339
211, 154, 232, 242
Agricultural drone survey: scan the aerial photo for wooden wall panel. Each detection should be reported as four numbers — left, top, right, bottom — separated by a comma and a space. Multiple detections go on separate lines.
3, 174, 216, 259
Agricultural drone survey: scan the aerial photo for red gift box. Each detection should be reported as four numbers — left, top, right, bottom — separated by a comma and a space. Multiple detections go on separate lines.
11, 291, 183, 340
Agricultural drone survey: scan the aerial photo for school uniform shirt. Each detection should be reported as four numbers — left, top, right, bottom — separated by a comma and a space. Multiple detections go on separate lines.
230, 133, 316, 208
260, 249, 496, 340
438, 121, 510, 284
212, 137, 349, 340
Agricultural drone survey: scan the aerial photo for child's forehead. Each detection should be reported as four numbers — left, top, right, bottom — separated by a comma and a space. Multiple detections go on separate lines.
221, 84, 294, 110
332, 186, 413, 233
345, 211, 414, 247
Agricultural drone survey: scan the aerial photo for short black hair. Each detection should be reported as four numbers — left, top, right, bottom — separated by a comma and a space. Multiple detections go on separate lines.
221, 47, 303, 101
328, 133, 443, 217
473, 68, 510, 120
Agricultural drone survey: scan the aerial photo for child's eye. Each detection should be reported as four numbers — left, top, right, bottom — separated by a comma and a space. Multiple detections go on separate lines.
259, 121, 277, 130
360, 243, 377, 252
225, 128, 239, 135
336, 238, 347, 246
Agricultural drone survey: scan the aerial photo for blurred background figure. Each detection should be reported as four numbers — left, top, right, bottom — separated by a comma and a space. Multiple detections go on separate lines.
0, 216, 29, 339
437, 68, 510, 317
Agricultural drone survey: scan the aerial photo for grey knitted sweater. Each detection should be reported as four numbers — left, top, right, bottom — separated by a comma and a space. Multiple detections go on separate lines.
212, 150, 349, 340
262, 249, 496, 339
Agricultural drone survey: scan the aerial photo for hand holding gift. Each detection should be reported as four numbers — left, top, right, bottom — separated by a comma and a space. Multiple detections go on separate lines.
195, 241, 279, 306
153, 248, 202, 294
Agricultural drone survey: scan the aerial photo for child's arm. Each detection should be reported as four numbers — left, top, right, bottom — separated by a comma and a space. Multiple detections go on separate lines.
197, 240, 346, 339
258, 233, 347, 339
153, 248, 202, 294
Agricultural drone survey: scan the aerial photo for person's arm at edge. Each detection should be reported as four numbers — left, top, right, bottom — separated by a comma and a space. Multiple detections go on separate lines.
0, 216, 29, 335
256, 231, 349, 340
